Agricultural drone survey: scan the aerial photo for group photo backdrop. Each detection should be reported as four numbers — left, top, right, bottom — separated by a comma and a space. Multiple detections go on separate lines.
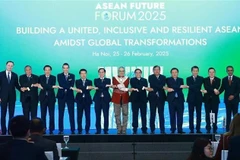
1, 0, 240, 130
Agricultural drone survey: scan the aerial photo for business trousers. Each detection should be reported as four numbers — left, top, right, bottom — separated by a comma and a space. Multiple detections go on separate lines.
22, 96, 38, 120
225, 101, 238, 131
188, 102, 202, 131
204, 100, 219, 131
77, 100, 91, 132
114, 103, 128, 132
95, 98, 109, 132
132, 102, 147, 132
40, 96, 55, 131
58, 95, 75, 132
1, 95, 15, 134
149, 98, 165, 132
168, 98, 184, 132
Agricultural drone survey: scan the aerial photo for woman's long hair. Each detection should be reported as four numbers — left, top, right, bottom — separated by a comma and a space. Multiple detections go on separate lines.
187, 138, 211, 160
225, 113, 240, 137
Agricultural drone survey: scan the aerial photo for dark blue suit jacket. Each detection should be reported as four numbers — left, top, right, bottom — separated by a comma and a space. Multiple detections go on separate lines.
38, 75, 56, 103
0, 71, 20, 102
148, 74, 166, 102
0, 139, 47, 160
57, 73, 75, 100
227, 136, 240, 160
203, 77, 221, 104
130, 77, 148, 103
166, 77, 185, 103
75, 79, 93, 105
219, 75, 240, 103
186, 75, 204, 104
93, 78, 111, 103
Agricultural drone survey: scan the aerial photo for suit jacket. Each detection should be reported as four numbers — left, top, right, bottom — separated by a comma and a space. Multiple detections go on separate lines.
38, 75, 56, 103
166, 77, 185, 103
111, 76, 129, 104
129, 77, 148, 103
227, 136, 240, 160
30, 134, 59, 160
203, 77, 221, 104
219, 75, 240, 103
56, 73, 75, 100
148, 74, 166, 102
75, 79, 93, 105
215, 134, 230, 160
186, 75, 204, 104
0, 71, 20, 102
93, 78, 111, 103
19, 74, 39, 102
0, 139, 47, 160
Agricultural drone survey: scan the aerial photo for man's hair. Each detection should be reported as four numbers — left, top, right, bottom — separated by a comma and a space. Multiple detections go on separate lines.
43, 65, 52, 71
208, 67, 215, 72
98, 68, 106, 73
79, 68, 87, 74
170, 67, 179, 73
30, 118, 45, 133
153, 65, 160, 71
118, 66, 125, 71
24, 65, 32, 70
226, 65, 234, 71
134, 68, 142, 73
9, 115, 29, 138
62, 63, 69, 68
6, 61, 14, 65
191, 66, 199, 71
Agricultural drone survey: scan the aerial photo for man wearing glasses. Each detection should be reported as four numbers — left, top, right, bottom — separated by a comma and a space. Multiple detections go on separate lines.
112, 67, 131, 134
219, 66, 240, 131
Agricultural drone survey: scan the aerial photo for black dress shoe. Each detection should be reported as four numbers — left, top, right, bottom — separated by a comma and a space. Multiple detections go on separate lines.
49, 131, 53, 135
95, 132, 101, 134
86, 131, 90, 135
78, 131, 82, 134
196, 130, 202, 134
142, 131, 148, 134
213, 130, 217, 134
150, 131, 155, 134
71, 131, 75, 135
171, 130, 175, 134
178, 131, 186, 134
206, 130, 210, 133
58, 131, 63, 135
133, 131, 137, 135
190, 130, 194, 133
1, 132, 6, 135
104, 131, 108, 135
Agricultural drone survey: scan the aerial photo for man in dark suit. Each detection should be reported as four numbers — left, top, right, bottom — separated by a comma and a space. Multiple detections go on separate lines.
148, 65, 167, 134
0, 61, 20, 135
74, 69, 93, 134
38, 65, 60, 134
130, 68, 148, 134
29, 118, 59, 160
186, 66, 204, 133
19, 65, 39, 120
57, 63, 75, 134
0, 115, 47, 160
219, 66, 240, 131
202, 67, 221, 133
166, 68, 188, 134
93, 68, 111, 134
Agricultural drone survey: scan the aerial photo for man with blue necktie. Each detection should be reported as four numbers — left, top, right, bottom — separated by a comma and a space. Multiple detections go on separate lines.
57, 63, 75, 134
74, 69, 94, 134
166, 68, 188, 134
0, 61, 20, 135
93, 68, 111, 134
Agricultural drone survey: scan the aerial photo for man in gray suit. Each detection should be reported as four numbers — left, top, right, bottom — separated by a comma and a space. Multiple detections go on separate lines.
29, 118, 59, 160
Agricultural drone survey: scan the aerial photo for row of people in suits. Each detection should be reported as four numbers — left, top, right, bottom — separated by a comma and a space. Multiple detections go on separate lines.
0, 61, 239, 135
